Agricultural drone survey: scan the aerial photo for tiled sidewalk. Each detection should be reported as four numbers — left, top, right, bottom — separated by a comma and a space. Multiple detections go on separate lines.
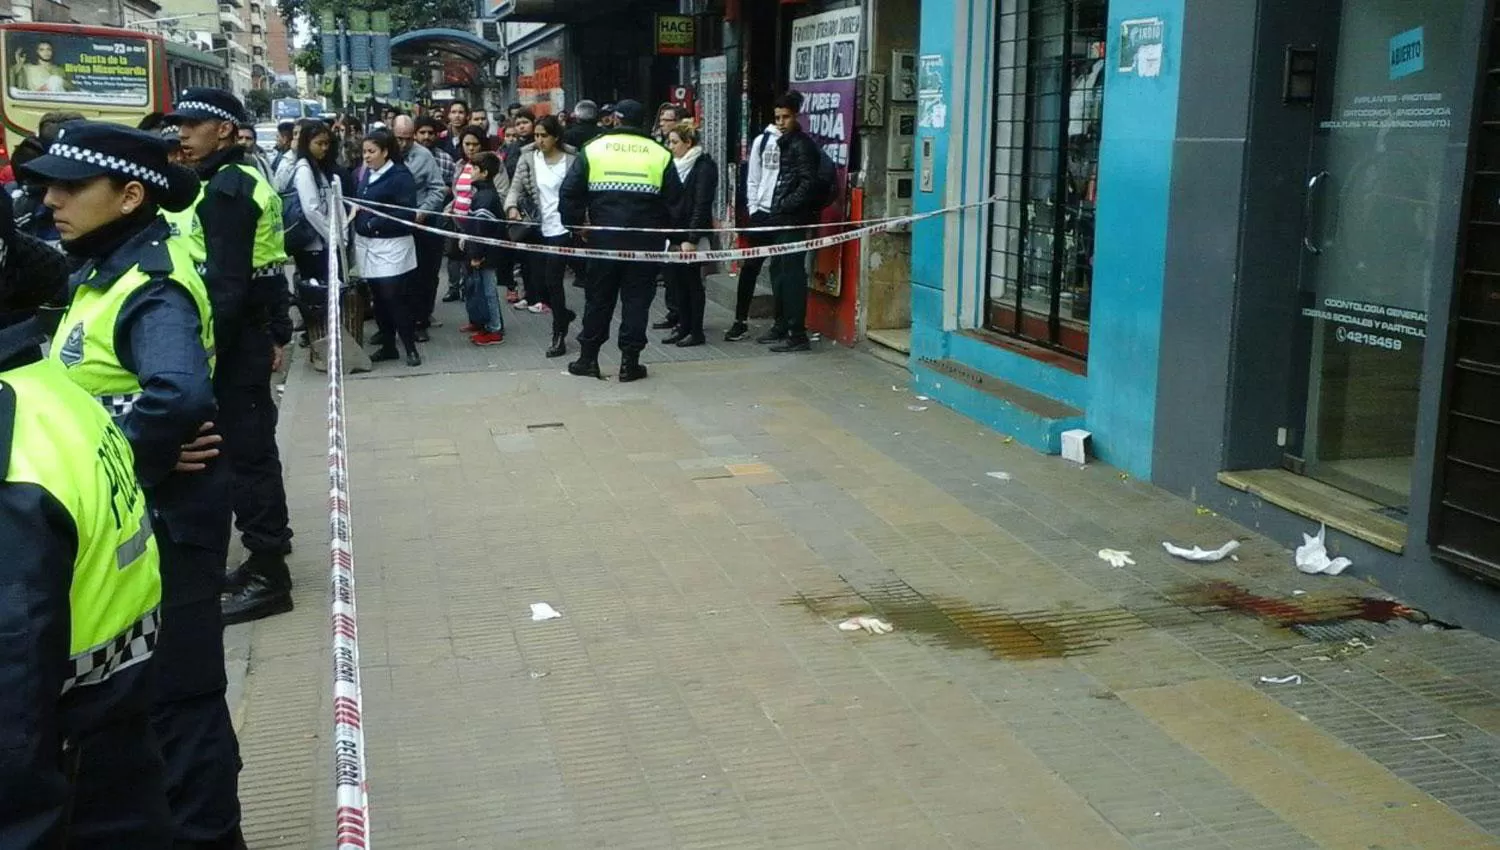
233, 292, 1500, 848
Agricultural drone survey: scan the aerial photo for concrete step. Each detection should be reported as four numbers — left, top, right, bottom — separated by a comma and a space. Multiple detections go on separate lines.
911, 356, 1085, 455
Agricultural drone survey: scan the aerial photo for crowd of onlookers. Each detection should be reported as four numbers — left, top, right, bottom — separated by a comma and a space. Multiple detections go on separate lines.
211, 98, 719, 364
4, 91, 832, 367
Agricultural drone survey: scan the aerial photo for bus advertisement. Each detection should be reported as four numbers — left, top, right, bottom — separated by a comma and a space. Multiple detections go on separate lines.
0, 22, 169, 164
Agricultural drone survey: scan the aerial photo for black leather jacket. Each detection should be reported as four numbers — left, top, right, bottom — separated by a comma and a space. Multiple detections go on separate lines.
769, 126, 821, 226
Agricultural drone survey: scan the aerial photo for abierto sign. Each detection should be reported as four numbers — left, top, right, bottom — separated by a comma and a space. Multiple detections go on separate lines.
656, 14, 695, 56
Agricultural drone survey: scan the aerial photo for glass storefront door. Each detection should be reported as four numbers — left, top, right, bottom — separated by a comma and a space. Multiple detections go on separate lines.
1292, 0, 1467, 511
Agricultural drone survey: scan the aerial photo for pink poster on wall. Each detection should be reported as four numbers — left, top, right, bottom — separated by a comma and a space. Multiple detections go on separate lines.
788, 6, 861, 296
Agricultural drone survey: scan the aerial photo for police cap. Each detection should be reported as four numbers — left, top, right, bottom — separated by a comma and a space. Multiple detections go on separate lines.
165, 87, 249, 125
612, 99, 646, 128
18, 122, 199, 213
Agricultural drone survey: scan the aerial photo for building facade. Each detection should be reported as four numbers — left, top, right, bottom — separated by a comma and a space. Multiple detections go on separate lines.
149, 0, 252, 96
913, 0, 1500, 632
266, 4, 292, 77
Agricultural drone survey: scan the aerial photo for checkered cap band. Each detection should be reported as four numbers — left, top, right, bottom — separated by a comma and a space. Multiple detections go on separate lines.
98, 392, 142, 419
62, 606, 160, 694
587, 181, 661, 194
47, 143, 169, 189
176, 99, 239, 123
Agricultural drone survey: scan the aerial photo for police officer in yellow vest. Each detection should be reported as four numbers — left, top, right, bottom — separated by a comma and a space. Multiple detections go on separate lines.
164, 88, 296, 626
0, 188, 175, 848
20, 122, 249, 850
559, 99, 682, 383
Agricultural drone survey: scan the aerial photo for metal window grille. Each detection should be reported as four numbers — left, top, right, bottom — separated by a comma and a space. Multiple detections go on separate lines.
987, 0, 1107, 358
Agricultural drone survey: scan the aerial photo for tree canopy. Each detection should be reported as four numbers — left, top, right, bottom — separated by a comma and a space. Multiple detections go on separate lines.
245, 88, 272, 118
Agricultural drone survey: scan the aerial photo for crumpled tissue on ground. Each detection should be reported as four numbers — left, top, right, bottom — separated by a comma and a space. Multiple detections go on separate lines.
1097, 549, 1135, 568
1294, 525, 1351, 576
1162, 540, 1241, 563
838, 616, 894, 635
530, 602, 563, 621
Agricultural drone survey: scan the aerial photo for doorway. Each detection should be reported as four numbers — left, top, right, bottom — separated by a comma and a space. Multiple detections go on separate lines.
1287, 0, 1468, 513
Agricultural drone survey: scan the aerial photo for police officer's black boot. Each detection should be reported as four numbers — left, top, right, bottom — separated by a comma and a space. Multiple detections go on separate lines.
567, 345, 602, 378
619, 350, 648, 383
221, 552, 294, 625
546, 331, 568, 358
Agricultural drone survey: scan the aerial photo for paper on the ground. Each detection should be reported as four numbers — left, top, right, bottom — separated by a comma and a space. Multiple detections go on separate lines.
986, 471, 1012, 481
1259, 674, 1302, 685
1294, 524, 1352, 575
1098, 549, 1135, 568
838, 616, 894, 635
530, 602, 562, 621
1162, 540, 1241, 563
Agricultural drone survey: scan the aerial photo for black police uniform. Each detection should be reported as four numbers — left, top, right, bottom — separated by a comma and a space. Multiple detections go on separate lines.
165, 89, 295, 623
558, 100, 683, 382
0, 207, 175, 848
20, 123, 247, 849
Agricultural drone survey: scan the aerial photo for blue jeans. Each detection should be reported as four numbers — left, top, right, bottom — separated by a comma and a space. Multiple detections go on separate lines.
463, 266, 504, 334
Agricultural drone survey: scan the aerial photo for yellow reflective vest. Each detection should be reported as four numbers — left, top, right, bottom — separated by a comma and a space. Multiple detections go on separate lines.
163, 162, 288, 273
50, 233, 215, 416
1, 357, 162, 693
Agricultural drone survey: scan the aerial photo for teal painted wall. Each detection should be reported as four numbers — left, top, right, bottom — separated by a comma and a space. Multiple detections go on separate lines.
1085, 0, 1184, 478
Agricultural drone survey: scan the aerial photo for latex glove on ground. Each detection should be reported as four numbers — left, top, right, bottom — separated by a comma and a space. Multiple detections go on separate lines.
1295, 525, 1351, 575
1098, 549, 1136, 568
838, 616, 894, 635
1162, 540, 1241, 563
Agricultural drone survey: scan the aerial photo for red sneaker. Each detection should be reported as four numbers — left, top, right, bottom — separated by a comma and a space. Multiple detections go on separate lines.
471, 331, 505, 346
459, 322, 480, 333
504, 289, 520, 303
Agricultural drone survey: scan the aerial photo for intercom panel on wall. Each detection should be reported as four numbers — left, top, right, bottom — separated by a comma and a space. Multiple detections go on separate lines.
885, 104, 915, 172
885, 172, 914, 232
891, 50, 917, 102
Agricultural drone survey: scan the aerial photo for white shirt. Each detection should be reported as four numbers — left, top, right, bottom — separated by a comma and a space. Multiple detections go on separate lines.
354, 162, 417, 279
745, 124, 781, 215
535, 150, 568, 239
292, 158, 331, 254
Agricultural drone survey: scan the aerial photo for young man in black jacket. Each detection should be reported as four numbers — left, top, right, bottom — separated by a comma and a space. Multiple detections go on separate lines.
760, 91, 823, 352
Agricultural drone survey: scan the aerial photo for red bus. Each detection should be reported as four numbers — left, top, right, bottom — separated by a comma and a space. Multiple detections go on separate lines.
0, 22, 171, 166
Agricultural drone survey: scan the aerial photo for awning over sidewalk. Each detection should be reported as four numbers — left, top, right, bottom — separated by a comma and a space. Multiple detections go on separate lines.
490, 0, 630, 22
390, 28, 503, 64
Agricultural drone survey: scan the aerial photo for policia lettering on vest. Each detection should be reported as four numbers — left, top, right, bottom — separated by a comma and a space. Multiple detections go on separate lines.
559, 99, 683, 383
20, 120, 251, 849
0, 182, 175, 846
166, 87, 297, 629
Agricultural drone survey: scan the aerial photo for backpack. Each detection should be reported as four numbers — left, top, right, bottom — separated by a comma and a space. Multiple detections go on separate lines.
811, 144, 840, 212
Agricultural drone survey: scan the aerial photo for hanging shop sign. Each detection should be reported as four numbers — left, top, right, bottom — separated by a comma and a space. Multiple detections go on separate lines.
656, 14, 696, 56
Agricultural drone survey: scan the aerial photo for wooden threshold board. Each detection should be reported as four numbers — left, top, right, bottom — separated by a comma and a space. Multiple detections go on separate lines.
1218, 468, 1406, 554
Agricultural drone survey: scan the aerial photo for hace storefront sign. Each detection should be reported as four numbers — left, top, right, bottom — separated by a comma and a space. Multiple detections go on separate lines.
656, 14, 695, 56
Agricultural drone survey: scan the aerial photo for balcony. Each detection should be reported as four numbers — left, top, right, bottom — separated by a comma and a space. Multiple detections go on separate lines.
218, 6, 244, 30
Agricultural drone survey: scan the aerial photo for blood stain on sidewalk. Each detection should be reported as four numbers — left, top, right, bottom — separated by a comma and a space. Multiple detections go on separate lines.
786, 578, 1150, 661
1169, 579, 1451, 640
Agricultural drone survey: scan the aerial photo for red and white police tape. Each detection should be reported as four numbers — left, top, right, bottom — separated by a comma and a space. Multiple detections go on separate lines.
350, 195, 940, 234
342, 193, 998, 265
326, 183, 371, 850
